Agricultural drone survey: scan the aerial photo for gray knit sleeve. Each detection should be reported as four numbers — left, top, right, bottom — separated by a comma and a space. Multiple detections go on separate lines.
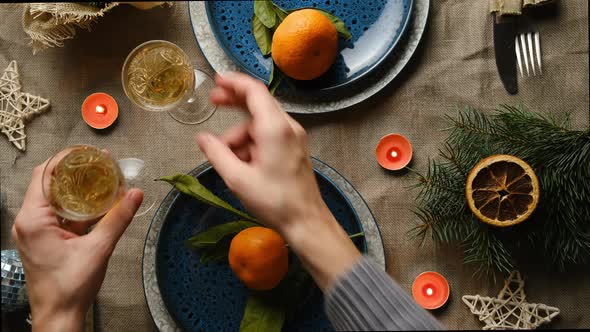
324, 257, 444, 331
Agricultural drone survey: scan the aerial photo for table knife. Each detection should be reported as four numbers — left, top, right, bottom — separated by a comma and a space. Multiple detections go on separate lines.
493, 14, 518, 95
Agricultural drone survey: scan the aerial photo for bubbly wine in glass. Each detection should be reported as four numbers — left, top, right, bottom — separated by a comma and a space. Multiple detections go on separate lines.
122, 40, 216, 124
42, 145, 125, 222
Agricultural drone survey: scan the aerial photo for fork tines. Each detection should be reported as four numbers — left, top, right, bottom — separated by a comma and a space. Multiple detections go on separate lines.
515, 32, 542, 77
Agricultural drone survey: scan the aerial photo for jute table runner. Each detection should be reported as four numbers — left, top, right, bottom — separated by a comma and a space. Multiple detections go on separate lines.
1, 1, 588, 330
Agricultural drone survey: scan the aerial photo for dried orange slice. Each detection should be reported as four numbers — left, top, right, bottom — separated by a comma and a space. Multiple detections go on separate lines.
466, 155, 539, 227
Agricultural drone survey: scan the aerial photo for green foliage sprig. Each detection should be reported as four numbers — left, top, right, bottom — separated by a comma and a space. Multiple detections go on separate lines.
186, 220, 258, 263
409, 105, 590, 278
252, 0, 352, 93
157, 174, 258, 222
240, 260, 313, 332
159, 173, 363, 331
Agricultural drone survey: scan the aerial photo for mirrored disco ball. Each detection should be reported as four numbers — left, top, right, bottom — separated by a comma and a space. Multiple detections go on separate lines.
1, 250, 28, 312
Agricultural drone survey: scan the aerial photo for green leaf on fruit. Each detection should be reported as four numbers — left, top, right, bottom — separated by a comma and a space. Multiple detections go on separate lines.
272, 3, 289, 23
315, 9, 353, 40
157, 174, 257, 222
240, 292, 286, 332
254, 0, 277, 29
238, 258, 315, 331
198, 235, 233, 264
269, 60, 275, 84
252, 15, 272, 56
187, 220, 257, 249
268, 62, 284, 95
272, 259, 315, 321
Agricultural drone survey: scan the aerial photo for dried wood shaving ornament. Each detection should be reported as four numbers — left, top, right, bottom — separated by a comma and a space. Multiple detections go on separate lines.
462, 271, 560, 330
0, 61, 50, 152
22, 2, 171, 54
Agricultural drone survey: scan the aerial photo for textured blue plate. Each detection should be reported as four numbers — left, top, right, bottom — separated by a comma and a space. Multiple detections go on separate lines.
204, 0, 413, 91
153, 165, 366, 331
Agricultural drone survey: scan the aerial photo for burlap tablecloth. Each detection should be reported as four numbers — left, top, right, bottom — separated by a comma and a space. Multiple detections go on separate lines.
1, 1, 588, 330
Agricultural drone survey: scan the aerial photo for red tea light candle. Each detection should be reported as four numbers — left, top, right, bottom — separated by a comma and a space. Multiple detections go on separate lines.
82, 93, 118, 129
375, 133, 413, 170
412, 271, 450, 310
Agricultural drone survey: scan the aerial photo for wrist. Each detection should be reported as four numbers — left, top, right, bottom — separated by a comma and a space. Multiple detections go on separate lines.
32, 305, 85, 332
280, 202, 334, 244
281, 204, 362, 291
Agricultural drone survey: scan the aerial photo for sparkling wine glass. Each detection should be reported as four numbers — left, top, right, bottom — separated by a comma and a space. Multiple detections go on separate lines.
121, 40, 217, 125
42, 145, 125, 222
116, 157, 156, 217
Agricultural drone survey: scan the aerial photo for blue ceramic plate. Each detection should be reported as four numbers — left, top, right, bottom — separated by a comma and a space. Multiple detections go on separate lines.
204, 0, 414, 91
146, 161, 372, 331
190, 0, 430, 113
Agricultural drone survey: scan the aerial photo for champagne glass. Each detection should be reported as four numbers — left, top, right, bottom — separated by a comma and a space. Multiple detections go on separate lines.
116, 157, 156, 217
121, 40, 217, 125
42, 145, 125, 222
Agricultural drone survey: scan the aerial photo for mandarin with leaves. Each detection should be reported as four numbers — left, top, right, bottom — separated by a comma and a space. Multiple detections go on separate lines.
271, 9, 338, 80
228, 226, 289, 290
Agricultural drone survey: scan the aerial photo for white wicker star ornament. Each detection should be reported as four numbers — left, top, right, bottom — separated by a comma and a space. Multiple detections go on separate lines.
462, 271, 560, 330
0, 61, 50, 151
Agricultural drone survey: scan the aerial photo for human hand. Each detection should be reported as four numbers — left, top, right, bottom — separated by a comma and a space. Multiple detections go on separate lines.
12, 161, 143, 331
196, 73, 360, 290
196, 73, 328, 236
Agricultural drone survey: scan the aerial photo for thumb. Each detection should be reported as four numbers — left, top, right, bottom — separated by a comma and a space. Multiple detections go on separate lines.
196, 133, 249, 181
89, 188, 143, 252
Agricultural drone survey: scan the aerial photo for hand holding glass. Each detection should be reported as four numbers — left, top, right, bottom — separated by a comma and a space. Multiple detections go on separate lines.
42, 145, 125, 222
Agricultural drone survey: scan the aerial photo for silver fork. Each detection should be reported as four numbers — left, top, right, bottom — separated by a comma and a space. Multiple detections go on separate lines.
515, 31, 542, 77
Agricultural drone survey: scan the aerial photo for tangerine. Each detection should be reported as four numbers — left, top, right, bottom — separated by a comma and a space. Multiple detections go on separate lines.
271, 9, 338, 80
228, 226, 289, 290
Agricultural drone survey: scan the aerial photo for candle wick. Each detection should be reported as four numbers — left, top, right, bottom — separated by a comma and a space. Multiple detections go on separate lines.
391, 150, 398, 158
96, 105, 106, 114
426, 288, 433, 296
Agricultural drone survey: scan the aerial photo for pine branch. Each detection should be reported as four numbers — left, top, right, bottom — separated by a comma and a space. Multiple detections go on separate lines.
410, 104, 590, 278
438, 143, 469, 177
461, 225, 514, 280
411, 159, 464, 203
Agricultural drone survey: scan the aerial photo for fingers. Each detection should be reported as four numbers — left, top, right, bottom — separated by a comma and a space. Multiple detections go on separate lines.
87, 189, 143, 253
13, 210, 65, 247
213, 73, 283, 123
210, 86, 242, 108
221, 122, 251, 148
11, 225, 19, 242
60, 218, 98, 236
22, 159, 51, 209
209, 72, 308, 160
220, 122, 253, 161
213, 73, 307, 145
196, 133, 251, 191
284, 114, 308, 144
233, 146, 252, 162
